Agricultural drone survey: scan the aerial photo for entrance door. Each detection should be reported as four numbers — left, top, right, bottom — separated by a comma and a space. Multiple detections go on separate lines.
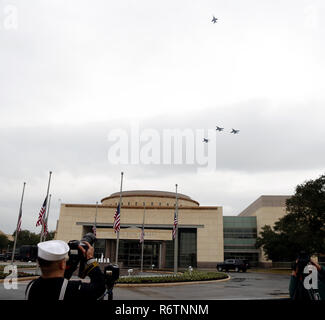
142, 243, 159, 268
118, 240, 160, 268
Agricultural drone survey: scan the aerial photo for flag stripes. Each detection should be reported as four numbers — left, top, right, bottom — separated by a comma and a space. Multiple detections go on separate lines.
36, 196, 47, 227
172, 210, 178, 239
17, 207, 22, 232
113, 204, 121, 232
139, 228, 144, 243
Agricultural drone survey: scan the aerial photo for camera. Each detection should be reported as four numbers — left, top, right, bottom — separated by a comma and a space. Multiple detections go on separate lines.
102, 263, 120, 300
64, 233, 120, 300
65, 233, 97, 278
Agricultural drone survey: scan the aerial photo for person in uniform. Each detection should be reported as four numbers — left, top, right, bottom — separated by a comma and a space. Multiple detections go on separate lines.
25, 239, 106, 300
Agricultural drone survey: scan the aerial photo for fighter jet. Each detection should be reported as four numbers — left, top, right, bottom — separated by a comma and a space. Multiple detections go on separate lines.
230, 129, 240, 134
216, 126, 224, 132
212, 16, 218, 23
203, 138, 209, 143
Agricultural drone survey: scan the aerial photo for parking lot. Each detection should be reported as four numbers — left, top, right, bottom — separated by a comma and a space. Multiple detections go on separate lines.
0, 271, 290, 300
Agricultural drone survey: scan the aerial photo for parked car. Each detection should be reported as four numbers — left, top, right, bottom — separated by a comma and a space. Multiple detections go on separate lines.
19, 245, 38, 262
0, 253, 7, 262
5, 252, 21, 261
216, 259, 248, 272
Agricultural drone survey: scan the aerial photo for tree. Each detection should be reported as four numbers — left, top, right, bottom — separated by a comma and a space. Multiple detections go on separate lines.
11, 229, 55, 247
256, 174, 325, 261
0, 234, 9, 252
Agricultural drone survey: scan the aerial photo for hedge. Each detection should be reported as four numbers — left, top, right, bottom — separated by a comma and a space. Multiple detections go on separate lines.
116, 270, 228, 284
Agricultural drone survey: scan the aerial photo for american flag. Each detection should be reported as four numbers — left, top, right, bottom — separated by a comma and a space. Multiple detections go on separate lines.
139, 228, 144, 243
43, 221, 48, 238
92, 225, 97, 236
36, 196, 47, 227
113, 204, 121, 233
172, 210, 178, 240
17, 207, 22, 233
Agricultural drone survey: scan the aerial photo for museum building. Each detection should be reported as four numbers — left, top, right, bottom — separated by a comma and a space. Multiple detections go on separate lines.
55, 191, 290, 268
55, 190, 224, 268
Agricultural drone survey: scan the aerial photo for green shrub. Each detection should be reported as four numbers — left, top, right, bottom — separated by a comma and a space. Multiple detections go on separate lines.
116, 270, 228, 284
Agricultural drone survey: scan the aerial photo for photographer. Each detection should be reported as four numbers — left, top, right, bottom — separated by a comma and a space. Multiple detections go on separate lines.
25, 239, 106, 300
289, 253, 325, 300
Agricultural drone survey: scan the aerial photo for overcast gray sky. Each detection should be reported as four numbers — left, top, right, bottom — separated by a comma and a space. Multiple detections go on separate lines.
0, 0, 324, 234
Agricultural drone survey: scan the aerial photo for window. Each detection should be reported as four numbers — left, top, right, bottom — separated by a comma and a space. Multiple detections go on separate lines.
179, 229, 197, 268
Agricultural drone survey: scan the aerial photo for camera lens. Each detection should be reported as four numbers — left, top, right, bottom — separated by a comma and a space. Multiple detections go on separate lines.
81, 233, 97, 246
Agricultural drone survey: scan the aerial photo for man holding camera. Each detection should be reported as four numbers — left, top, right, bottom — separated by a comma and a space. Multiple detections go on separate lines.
25, 239, 106, 300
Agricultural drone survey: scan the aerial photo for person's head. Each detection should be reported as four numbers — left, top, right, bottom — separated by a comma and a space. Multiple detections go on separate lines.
37, 240, 69, 278
295, 251, 311, 275
37, 257, 67, 277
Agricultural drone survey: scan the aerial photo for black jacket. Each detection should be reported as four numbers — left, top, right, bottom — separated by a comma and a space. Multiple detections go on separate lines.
26, 266, 106, 300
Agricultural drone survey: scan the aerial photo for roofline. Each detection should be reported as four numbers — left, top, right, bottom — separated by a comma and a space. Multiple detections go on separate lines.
101, 190, 200, 206
238, 195, 291, 216
63, 204, 220, 210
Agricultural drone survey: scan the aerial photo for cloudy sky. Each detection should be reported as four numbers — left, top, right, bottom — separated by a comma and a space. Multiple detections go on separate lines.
0, 0, 324, 235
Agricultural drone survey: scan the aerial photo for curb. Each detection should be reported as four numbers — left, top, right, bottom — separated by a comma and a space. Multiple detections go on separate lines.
0, 275, 232, 287
0, 276, 38, 283
115, 275, 231, 287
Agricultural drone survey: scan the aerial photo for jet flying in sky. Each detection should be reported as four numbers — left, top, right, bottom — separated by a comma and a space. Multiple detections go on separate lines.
212, 16, 218, 24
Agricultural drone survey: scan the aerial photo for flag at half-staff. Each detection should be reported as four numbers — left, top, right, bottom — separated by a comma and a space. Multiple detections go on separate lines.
113, 203, 121, 233
43, 221, 48, 238
17, 206, 23, 233
11, 182, 26, 264
139, 228, 144, 243
92, 225, 97, 236
36, 196, 48, 227
172, 209, 178, 240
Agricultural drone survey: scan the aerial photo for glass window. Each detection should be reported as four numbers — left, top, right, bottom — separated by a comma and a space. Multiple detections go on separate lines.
94, 239, 105, 260
179, 229, 197, 268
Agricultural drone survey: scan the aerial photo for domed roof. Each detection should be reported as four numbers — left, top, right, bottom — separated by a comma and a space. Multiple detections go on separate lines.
101, 190, 199, 206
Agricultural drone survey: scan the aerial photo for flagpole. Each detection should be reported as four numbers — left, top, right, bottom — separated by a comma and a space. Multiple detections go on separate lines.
173, 184, 179, 275
11, 182, 26, 265
43, 194, 52, 241
115, 171, 123, 265
94, 201, 98, 236
140, 202, 146, 273
40, 171, 52, 242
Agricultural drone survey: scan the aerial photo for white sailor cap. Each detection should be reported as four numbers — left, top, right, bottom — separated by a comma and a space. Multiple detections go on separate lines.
37, 240, 69, 261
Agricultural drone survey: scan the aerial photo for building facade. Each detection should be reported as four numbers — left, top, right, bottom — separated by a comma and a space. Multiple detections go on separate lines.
238, 195, 290, 266
55, 192, 291, 268
223, 216, 259, 266
55, 190, 224, 268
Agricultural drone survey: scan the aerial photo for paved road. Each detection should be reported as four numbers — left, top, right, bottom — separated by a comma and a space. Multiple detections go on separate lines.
0, 272, 290, 300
